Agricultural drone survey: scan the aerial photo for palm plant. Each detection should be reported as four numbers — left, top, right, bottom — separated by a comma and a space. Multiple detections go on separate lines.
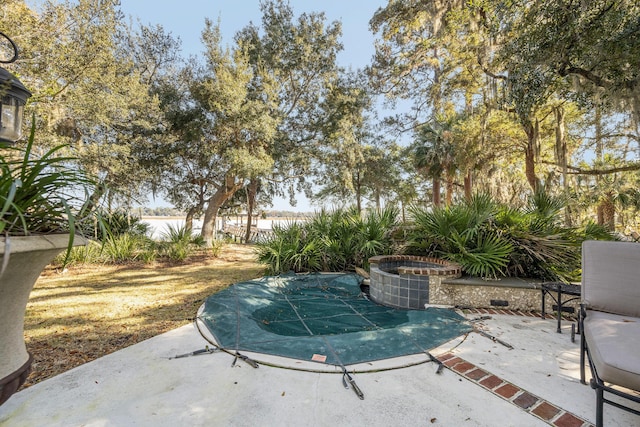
406, 192, 614, 281
497, 191, 611, 281
407, 194, 512, 278
413, 115, 459, 206
255, 206, 398, 274
353, 206, 399, 268
256, 220, 311, 274
307, 208, 352, 271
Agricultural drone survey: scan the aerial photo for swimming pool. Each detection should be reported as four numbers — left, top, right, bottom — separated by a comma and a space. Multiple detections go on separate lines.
196, 272, 472, 368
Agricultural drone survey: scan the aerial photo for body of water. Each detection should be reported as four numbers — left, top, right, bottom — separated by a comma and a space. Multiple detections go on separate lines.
142, 217, 304, 240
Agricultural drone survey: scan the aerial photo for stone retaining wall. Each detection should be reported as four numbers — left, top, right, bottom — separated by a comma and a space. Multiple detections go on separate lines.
430, 276, 580, 315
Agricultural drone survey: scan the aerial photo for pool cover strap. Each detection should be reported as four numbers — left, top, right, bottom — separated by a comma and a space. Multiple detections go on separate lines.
342, 367, 365, 400
198, 272, 472, 367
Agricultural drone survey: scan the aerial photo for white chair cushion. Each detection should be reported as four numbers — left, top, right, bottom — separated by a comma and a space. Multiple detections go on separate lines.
584, 310, 640, 392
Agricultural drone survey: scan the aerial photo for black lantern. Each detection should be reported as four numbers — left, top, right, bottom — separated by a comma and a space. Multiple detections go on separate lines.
0, 32, 32, 143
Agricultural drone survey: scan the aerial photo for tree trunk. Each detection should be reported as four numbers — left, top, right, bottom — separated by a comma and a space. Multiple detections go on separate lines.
601, 194, 616, 231
596, 204, 604, 227
523, 119, 540, 192
201, 176, 244, 245
595, 104, 603, 160
445, 173, 454, 206
464, 170, 472, 201
432, 47, 443, 114
185, 209, 195, 233
244, 179, 259, 244
355, 170, 362, 213
594, 103, 611, 228
82, 181, 108, 239
554, 106, 571, 226
432, 177, 441, 207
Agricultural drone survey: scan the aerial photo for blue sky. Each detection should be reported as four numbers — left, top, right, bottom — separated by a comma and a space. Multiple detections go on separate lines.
118, 0, 389, 212
120, 0, 386, 69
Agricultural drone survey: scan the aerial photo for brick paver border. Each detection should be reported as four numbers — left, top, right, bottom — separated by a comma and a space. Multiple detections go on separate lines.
440, 309, 591, 426
437, 353, 593, 426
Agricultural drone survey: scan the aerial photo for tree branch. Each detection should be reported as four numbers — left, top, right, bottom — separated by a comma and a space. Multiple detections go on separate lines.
557, 63, 612, 89
565, 163, 640, 175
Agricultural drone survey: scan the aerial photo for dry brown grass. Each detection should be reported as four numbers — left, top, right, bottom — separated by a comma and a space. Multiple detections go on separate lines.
21, 244, 264, 389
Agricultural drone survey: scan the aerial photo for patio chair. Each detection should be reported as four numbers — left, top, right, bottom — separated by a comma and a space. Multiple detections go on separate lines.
579, 240, 640, 427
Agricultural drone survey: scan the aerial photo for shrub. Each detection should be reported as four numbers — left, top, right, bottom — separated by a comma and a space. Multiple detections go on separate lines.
256, 221, 309, 274
405, 192, 615, 281
406, 195, 512, 279
165, 240, 190, 261
102, 233, 150, 263
52, 240, 103, 266
158, 223, 207, 262
256, 206, 399, 274
210, 238, 224, 257
161, 223, 192, 244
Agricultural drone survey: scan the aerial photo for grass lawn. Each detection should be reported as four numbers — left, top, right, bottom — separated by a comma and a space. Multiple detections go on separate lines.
21, 244, 264, 389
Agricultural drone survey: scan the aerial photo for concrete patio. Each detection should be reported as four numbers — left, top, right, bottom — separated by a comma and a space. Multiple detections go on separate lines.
1, 311, 638, 426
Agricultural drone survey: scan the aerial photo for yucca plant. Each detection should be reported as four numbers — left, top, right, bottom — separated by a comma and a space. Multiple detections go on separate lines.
102, 233, 145, 263
0, 123, 101, 253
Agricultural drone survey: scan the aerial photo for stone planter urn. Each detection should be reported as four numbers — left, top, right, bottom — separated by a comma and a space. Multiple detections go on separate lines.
0, 234, 85, 405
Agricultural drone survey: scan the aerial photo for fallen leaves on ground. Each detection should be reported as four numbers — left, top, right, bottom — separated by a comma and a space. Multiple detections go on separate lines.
21, 244, 264, 389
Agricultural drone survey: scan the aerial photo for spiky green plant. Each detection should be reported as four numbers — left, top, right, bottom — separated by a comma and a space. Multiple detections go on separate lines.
406, 192, 615, 281
52, 240, 103, 266
407, 195, 512, 279
90, 209, 149, 240
255, 206, 399, 274
0, 122, 104, 266
210, 238, 224, 257
102, 233, 144, 263
161, 223, 192, 244
256, 220, 309, 274
157, 223, 208, 261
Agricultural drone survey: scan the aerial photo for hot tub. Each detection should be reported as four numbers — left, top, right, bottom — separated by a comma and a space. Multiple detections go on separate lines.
368, 255, 462, 310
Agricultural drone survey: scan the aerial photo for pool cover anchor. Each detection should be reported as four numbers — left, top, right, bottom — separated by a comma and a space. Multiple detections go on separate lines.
341, 367, 365, 400
169, 345, 220, 359
232, 352, 260, 369
475, 329, 514, 350
427, 352, 444, 374
469, 315, 492, 322
193, 317, 260, 369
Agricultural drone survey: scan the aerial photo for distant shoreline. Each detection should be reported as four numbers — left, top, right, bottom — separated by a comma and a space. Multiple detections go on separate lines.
141, 216, 310, 221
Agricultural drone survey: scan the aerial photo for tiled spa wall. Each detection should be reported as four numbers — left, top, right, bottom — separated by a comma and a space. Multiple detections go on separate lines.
368, 255, 462, 310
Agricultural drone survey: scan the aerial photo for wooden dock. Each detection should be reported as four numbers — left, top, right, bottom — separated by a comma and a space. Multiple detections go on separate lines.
222, 224, 273, 243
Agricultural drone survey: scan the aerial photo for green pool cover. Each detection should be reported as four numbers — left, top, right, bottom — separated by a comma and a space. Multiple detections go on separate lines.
198, 272, 472, 367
